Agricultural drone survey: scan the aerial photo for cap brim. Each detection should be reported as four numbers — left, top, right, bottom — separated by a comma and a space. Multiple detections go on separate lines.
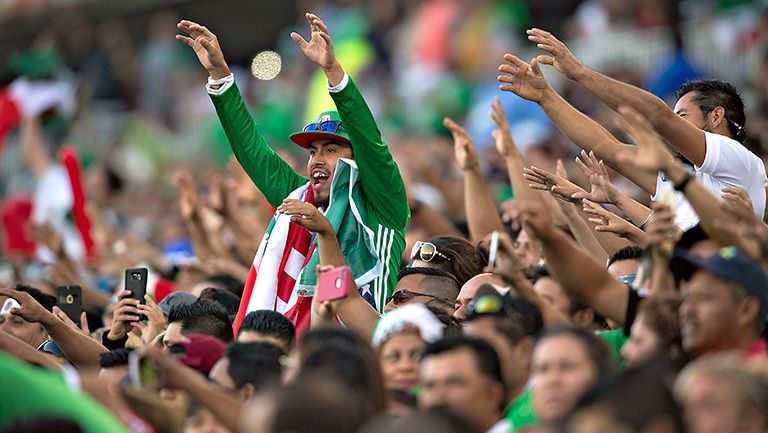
289, 131, 350, 148
668, 248, 700, 283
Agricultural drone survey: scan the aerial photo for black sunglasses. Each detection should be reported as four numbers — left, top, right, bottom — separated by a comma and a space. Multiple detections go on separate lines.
387, 289, 453, 306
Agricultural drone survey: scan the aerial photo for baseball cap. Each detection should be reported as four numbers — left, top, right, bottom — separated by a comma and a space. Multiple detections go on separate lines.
171, 334, 226, 375
157, 292, 197, 316
289, 111, 351, 148
670, 246, 768, 327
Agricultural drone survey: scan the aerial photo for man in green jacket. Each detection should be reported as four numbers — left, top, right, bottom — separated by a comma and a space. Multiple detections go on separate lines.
177, 14, 408, 331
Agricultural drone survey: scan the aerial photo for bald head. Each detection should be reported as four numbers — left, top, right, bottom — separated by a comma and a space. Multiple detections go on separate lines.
454, 273, 505, 323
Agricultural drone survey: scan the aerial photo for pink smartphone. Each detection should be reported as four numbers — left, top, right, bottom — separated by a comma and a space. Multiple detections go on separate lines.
316, 266, 352, 302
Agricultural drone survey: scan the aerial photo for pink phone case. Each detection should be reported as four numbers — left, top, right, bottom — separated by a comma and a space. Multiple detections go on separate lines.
317, 266, 352, 302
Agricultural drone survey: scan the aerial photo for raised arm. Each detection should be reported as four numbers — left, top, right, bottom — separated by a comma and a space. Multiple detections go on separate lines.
527, 29, 707, 166
293, 14, 409, 228
517, 201, 631, 325
444, 117, 505, 244
0, 288, 108, 367
177, 20, 306, 207
497, 55, 657, 194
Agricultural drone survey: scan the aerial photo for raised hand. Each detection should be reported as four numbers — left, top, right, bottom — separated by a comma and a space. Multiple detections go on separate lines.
176, 20, 230, 80
138, 295, 167, 345
444, 117, 479, 171
107, 289, 141, 341
523, 162, 586, 203
571, 150, 619, 204
489, 96, 516, 156
0, 288, 54, 325
173, 170, 198, 220
518, 199, 555, 241
52, 307, 90, 336
497, 54, 549, 103
582, 199, 646, 245
645, 202, 680, 256
291, 13, 338, 71
277, 199, 333, 234
615, 106, 675, 173
526, 28, 585, 80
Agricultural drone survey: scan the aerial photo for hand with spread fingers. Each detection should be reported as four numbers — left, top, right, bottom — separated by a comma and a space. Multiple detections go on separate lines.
291, 13, 338, 71
571, 150, 619, 204
176, 20, 230, 79
0, 288, 54, 325
614, 106, 676, 174
523, 162, 586, 203
53, 307, 90, 336
277, 199, 333, 235
497, 54, 549, 103
713, 193, 768, 262
525, 28, 585, 80
489, 96, 516, 156
444, 117, 479, 171
582, 199, 647, 246
173, 170, 199, 221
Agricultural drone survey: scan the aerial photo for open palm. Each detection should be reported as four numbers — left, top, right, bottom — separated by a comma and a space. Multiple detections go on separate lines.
498, 54, 548, 102
291, 13, 336, 69
176, 20, 229, 79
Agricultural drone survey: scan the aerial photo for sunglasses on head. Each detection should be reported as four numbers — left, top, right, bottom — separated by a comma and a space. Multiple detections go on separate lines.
387, 289, 453, 306
302, 120, 343, 133
410, 241, 450, 263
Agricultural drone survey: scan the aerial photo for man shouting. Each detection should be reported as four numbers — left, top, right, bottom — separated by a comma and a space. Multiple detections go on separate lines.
177, 13, 408, 333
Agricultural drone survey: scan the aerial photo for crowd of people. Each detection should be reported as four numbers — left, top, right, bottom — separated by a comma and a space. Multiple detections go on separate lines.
2, 1, 768, 433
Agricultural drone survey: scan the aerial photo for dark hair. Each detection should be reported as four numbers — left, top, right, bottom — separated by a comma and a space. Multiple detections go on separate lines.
564, 357, 685, 433
396, 266, 461, 299
529, 267, 590, 317
423, 336, 505, 394
15, 284, 55, 312
538, 326, 615, 376
199, 287, 240, 319
239, 310, 296, 348
637, 294, 683, 357
357, 407, 475, 433
272, 375, 370, 433
104, 165, 124, 194
99, 348, 133, 368
413, 236, 488, 286
607, 246, 643, 268
225, 342, 283, 390
199, 273, 245, 297
299, 327, 387, 416
676, 79, 746, 142
168, 300, 234, 342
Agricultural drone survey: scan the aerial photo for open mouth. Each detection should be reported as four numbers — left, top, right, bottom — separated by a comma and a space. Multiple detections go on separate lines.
311, 170, 330, 186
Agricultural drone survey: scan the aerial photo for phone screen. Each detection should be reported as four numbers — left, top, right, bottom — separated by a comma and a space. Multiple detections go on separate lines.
488, 231, 500, 269
128, 351, 159, 389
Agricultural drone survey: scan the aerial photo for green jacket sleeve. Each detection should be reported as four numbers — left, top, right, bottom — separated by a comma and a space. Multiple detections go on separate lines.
330, 77, 409, 229
210, 82, 307, 208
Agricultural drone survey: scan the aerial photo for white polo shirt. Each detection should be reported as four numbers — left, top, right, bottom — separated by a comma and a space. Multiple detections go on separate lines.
652, 131, 767, 230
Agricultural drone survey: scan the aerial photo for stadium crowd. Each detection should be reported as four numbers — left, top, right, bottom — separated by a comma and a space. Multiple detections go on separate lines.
1, 1, 768, 433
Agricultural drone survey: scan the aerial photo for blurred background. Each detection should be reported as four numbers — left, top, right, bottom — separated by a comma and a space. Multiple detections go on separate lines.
0, 0, 766, 278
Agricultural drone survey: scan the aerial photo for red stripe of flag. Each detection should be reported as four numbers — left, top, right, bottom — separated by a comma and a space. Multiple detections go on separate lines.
59, 146, 96, 262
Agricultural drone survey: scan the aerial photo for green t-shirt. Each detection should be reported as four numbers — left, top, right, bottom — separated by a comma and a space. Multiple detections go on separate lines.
599, 328, 629, 366
0, 353, 129, 433
504, 386, 537, 433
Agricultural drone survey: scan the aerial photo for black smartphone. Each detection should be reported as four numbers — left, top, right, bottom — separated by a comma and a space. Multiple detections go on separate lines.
125, 268, 148, 305
56, 285, 83, 323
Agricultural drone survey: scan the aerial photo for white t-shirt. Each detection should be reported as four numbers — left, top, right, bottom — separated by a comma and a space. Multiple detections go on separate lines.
652, 132, 768, 230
